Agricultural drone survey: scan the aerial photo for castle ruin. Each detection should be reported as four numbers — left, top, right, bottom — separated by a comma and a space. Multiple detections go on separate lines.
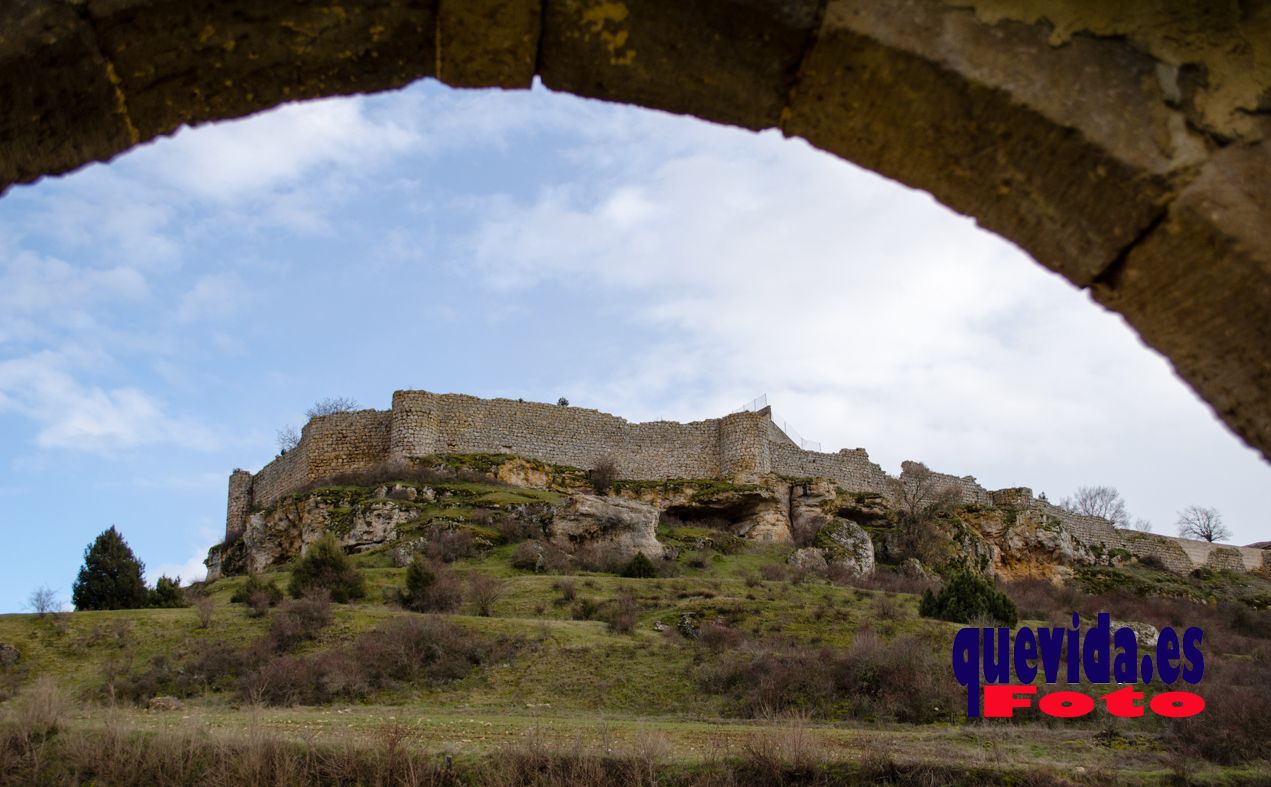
225, 390, 1267, 576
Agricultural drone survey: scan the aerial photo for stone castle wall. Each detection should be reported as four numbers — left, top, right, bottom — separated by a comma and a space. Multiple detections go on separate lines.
388, 391, 730, 480
1000, 488, 1268, 574
226, 390, 1266, 575
768, 442, 893, 495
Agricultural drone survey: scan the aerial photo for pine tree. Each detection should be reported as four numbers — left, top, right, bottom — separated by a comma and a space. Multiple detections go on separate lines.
71, 526, 149, 610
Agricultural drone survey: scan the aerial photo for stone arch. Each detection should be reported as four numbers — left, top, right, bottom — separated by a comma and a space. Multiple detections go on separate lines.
2, 0, 1268, 460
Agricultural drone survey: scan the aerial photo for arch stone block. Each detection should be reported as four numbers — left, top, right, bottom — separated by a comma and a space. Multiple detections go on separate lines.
1, 0, 1270, 463
539, 0, 824, 130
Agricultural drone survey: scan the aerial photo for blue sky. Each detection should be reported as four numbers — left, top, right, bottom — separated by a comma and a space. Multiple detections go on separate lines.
1, 80, 1267, 612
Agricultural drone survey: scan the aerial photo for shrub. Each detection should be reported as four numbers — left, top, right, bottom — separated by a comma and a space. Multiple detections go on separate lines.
145, 575, 186, 609
571, 598, 603, 621
588, 457, 618, 494
399, 555, 463, 613
758, 563, 789, 582
243, 616, 515, 706
424, 527, 475, 563
268, 593, 332, 651
512, 540, 571, 572
287, 535, 365, 603
620, 552, 657, 579
468, 574, 507, 617
494, 515, 542, 543
72, 526, 149, 611
1166, 656, 1271, 764
873, 594, 906, 621
697, 621, 746, 651
698, 631, 958, 723
553, 579, 577, 603
188, 591, 215, 629
919, 570, 1017, 626
230, 574, 284, 613
608, 593, 638, 634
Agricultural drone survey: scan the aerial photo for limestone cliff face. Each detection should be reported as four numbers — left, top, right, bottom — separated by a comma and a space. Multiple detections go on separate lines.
548, 495, 664, 562
207, 454, 1267, 582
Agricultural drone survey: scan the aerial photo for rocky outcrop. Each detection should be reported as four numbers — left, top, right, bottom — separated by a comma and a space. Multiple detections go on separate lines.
815, 519, 875, 576
1111, 620, 1160, 648
788, 547, 829, 573
661, 483, 792, 543
0, 643, 19, 667
549, 495, 664, 562
964, 506, 1107, 579
241, 493, 421, 574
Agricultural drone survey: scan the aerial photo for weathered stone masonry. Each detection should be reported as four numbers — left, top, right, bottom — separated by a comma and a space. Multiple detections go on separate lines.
225, 390, 1268, 575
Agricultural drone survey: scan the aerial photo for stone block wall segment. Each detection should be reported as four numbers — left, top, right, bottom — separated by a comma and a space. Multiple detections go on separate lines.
250, 432, 310, 511
304, 410, 393, 480
389, 391, 721, 480
768, 443, 892, 495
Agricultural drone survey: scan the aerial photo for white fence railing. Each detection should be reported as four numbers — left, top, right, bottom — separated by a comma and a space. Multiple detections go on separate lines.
733, 394, 822, 452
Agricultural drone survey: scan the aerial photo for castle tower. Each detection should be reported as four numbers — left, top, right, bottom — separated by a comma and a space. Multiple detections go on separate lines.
225, 469, 253, 543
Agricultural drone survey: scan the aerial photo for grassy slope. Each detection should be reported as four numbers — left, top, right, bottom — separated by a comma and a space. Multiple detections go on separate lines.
3, 482, 1270, 783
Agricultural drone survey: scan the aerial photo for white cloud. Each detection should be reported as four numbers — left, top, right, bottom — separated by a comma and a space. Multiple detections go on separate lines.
139, 97, 417, 201
0, 352, 218, 453
176, 272, 244, 323
0, 251, 148, 343
466, 104, 1271, 542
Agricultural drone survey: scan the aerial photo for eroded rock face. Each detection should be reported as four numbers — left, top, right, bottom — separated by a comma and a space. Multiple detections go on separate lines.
242, 493, 420, 573
668, 483, 793, 544
974, 507, 1104, 579
549, 495, 664, 562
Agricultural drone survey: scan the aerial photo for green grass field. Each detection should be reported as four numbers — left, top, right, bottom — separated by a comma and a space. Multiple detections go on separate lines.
3, 535, 1270, 784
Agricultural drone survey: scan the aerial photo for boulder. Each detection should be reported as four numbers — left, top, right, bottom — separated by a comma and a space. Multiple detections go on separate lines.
815, 519, 875, 577
900, 557, 933, 581
1111, 620, 1160, 648
549, 495, 663, 563
788, 547, 829, 572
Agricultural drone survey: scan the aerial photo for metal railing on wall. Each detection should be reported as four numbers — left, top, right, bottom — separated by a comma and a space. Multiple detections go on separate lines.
733, 394, 822, 453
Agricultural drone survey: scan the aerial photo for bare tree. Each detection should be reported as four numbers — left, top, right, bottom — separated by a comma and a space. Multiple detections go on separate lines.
27, 586, 61, 617
276, 425, 300, 453
305, 397, 359, 419
187, 588, 215, 629
468, 574, 506, 617
891, 463, 960, 520
1059, 485, 1130, 528
1132, 518, 1153, 533
1176, 506, 1230, 543
888, 463, 960, 565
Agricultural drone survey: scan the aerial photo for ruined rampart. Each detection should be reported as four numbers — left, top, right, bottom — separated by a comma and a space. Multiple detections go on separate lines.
224, 390, 1267, 575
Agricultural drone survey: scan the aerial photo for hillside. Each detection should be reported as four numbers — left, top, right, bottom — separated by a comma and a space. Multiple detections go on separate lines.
3, 454, 1270, 784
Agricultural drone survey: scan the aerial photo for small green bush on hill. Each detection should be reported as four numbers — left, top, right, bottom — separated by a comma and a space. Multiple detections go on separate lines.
287, 535, 365, 603
919, 570, 1017, 626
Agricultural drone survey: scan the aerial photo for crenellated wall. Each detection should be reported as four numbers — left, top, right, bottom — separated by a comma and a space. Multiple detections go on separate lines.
224, 390, 1266, 575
